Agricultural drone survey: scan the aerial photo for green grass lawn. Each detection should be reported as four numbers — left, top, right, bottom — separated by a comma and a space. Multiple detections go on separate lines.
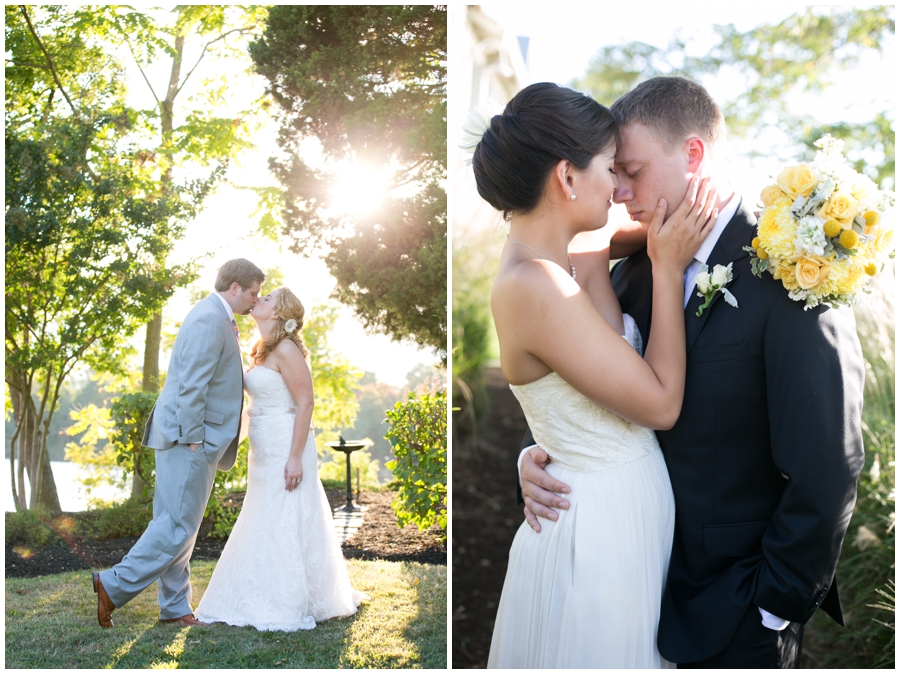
5, 559, 446, 668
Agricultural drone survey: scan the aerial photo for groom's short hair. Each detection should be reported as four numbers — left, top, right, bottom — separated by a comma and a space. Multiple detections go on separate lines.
215, 258, 265, 291
610, 76, 725, 151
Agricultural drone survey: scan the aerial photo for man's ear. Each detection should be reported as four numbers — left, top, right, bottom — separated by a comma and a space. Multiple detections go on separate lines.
685, 137, 705, 173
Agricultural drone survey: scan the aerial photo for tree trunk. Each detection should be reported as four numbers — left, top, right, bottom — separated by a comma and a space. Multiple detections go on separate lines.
29, 441, 61, 512
142, 312, 162, 393
9, 380, 61, 512
134, 33, 183, 503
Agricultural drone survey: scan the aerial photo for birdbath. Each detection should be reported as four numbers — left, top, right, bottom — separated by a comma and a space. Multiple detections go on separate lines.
325, 438, 372, 513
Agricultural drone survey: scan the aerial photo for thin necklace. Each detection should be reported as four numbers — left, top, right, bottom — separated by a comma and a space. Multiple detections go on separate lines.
507, 235, 576, 280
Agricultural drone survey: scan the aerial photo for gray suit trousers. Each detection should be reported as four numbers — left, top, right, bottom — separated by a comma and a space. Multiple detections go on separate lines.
98, 443, 220, 619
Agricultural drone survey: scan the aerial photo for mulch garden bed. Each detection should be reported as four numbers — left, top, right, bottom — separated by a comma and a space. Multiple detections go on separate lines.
6, 490, 445, 580
452, 367, 529, 669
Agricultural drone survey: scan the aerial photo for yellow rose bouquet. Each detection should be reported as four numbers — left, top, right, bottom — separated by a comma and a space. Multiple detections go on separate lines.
746, 135, 895, 309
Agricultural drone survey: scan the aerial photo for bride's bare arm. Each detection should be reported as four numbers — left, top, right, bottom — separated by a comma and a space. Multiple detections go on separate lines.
516, 178, 716, 528
495, 193, 714, 428
271, 339, 315, 491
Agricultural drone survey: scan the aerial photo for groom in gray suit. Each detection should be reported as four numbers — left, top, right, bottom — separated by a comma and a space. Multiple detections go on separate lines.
93, 258, 265, 627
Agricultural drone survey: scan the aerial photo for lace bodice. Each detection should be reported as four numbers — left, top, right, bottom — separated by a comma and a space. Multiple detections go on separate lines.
246, 366, 296, 413
510, 314, 659, 473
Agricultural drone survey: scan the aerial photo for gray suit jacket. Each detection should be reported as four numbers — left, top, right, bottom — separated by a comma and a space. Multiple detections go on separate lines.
142, 294, 244, 471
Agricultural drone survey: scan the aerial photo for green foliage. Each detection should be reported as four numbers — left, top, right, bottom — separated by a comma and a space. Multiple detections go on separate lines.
451, 228, 500, 429
109, 391, 159, 501
63, 402, 119, 491
202, 438, 250, 538
5, 5, 216, 510
4, 507, 59, 547
802, 276, 895, 667
301, 302, 364, 446
573, 6, 895, 187
302, 294, 371, 483
82, 499, 153, 540
385, 391, 447, 535
249, 5, 447, 355
201, 493, 242, 540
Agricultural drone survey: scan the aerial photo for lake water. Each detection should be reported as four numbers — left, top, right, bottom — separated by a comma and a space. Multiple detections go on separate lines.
3, 459, 130, 512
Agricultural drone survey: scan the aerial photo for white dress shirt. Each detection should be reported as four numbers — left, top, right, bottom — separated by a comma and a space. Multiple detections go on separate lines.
682, 194, 740, 307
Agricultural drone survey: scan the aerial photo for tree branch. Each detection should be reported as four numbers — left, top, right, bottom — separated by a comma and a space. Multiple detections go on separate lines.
175, 25, 255, 98
123, 36, 161, 107
19, 5, 80, 120
6, 59, 52, 69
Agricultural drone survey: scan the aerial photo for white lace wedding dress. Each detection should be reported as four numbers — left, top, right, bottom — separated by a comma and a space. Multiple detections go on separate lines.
488, 314, 676, 668
196, 366, 367, 631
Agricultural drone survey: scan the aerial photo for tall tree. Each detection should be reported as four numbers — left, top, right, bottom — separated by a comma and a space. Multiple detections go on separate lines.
249, 5, 447, 357
5, 115, 205, 510
4, 5, 212, 510
573, 6, 894, 186
91, 5, 266, 393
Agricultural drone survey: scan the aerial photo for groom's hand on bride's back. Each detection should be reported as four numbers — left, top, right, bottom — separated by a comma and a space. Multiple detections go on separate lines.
521, 447, 571, 533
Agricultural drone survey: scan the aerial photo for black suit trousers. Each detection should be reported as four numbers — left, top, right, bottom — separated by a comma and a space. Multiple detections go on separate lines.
678, 603, 803, 668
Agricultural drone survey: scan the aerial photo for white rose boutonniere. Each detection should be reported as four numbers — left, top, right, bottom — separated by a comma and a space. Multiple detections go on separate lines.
695, 262, 738, 317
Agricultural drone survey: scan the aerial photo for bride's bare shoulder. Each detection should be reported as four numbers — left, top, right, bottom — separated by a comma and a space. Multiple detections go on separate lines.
492, 258, 575, 307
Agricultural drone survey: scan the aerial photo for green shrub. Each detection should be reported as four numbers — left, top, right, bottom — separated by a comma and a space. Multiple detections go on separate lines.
5, 507, 59, 546
385, 391, 446, 535
802, 275, 895, 667
201, 497, 242, 540
451, 228, 500, 431
84, 499, 153, 539
110, 391, 159, 501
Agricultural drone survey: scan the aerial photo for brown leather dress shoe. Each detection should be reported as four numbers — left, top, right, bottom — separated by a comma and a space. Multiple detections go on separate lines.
93, 572, 115, 628
160, 614, 208, 627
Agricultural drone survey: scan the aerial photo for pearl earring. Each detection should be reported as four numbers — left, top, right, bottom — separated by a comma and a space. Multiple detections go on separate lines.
570, 194, 577, 201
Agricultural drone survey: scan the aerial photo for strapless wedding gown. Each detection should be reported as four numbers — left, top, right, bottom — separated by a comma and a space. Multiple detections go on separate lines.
488, 314, 675, 668
196, 366, 367, 631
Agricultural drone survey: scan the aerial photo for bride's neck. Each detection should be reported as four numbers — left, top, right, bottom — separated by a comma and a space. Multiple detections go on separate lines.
507, 210, 574, 270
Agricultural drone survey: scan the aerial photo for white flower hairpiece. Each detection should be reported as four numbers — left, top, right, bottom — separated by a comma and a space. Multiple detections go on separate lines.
458, 108, 492, 166
284, 318, 298, 333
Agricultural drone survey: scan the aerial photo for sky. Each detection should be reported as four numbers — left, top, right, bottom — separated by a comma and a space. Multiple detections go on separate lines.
476, 3, 895, 206
120, 11, 440, 388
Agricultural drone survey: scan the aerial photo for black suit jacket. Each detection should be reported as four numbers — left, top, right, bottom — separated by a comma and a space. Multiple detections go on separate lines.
521, 200, 864, 663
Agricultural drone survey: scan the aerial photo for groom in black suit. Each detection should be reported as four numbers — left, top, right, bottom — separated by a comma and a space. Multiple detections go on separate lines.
519, 76, 864, 667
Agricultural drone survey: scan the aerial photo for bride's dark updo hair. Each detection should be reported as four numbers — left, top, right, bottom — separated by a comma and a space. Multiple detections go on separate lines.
473, 83, 618, 219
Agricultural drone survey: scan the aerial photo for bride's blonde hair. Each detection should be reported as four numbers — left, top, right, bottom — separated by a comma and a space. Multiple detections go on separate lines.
249, 286, 310, 364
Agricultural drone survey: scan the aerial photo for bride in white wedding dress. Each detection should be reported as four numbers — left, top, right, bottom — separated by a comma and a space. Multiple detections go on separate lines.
196, 287, 367, 631
468, 83, 717, 667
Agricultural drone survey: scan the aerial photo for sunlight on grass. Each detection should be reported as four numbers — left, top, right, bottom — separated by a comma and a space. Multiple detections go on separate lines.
161, 628, 188, 660
108, 632, 147, 669
5, 559, 447, 669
